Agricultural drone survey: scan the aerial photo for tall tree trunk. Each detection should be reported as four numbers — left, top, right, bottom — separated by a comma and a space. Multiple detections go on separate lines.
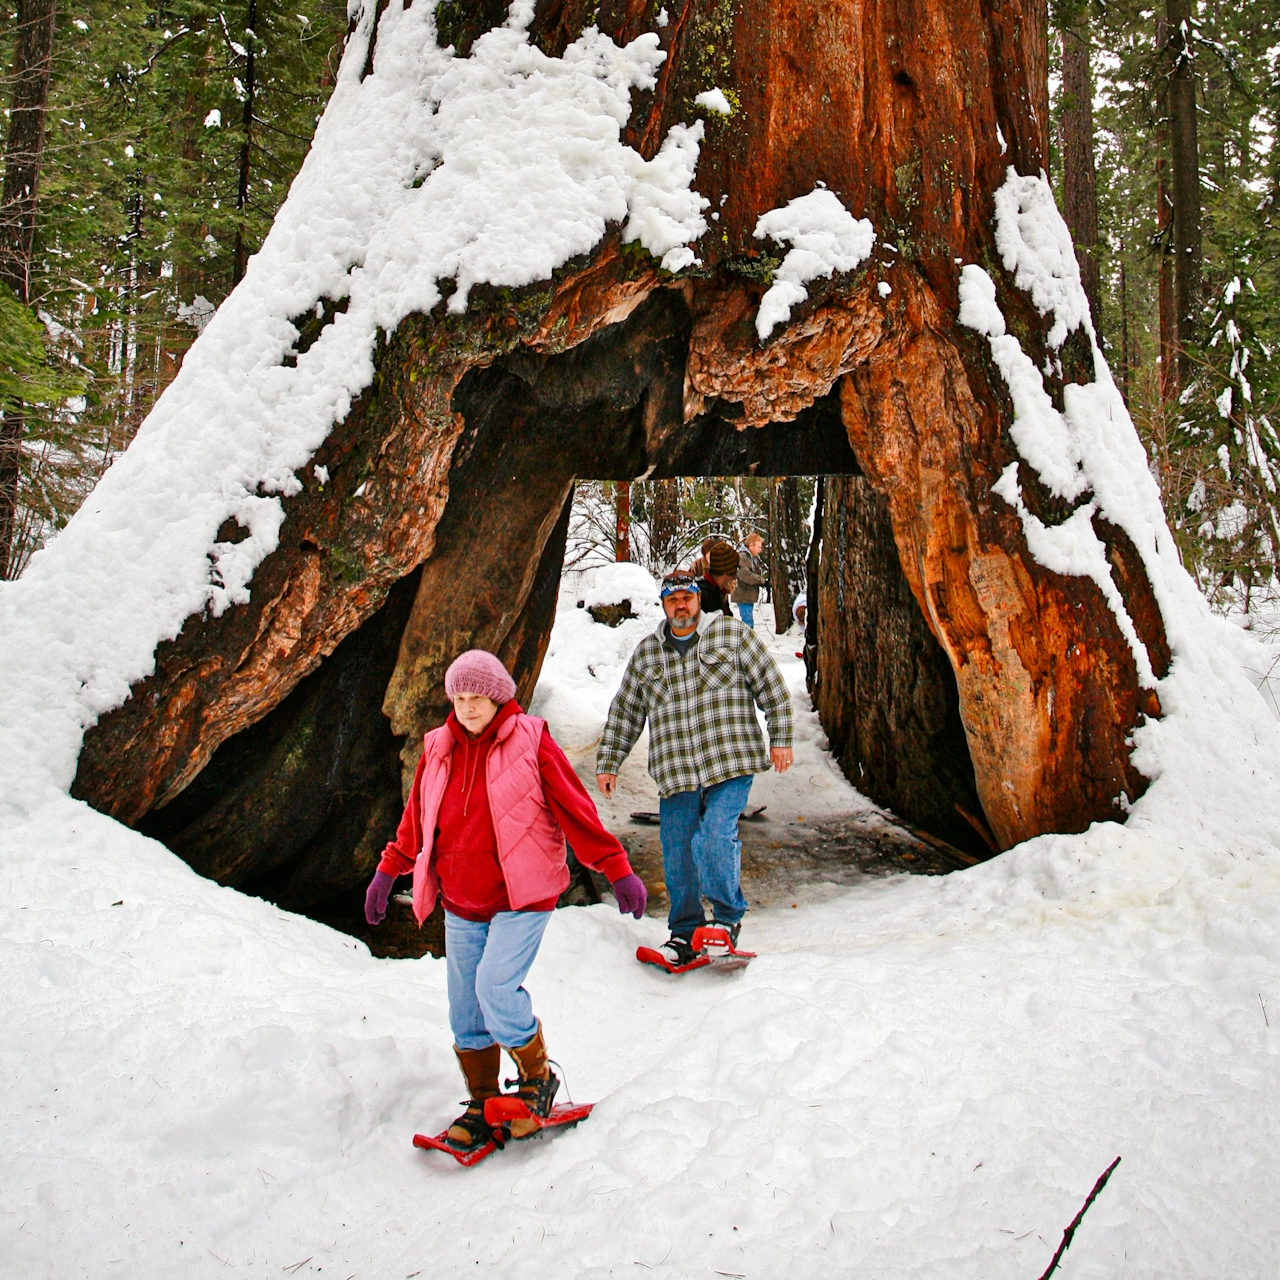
1155, 23, 1177, 405
646, 478, 683, 573
0, 0, 57, 581
813, 475, 992, 858
767, 479, 793, 633
233, 0, 258, 285
1058, 18, 1101, 336
1165, 0, 1202, 382
0, 0, 56, 300
1119, 252, 1130, 407
767, 476, 806, 634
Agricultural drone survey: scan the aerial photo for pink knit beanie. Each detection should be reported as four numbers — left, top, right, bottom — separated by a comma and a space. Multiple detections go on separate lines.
444, 649, 516, 704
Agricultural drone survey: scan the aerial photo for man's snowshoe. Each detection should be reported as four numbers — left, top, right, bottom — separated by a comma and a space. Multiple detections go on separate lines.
712, 919, 742, 948
636, 924, 755, 974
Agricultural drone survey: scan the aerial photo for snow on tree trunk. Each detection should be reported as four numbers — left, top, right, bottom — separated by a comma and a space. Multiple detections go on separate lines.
20, 0, 1176, 899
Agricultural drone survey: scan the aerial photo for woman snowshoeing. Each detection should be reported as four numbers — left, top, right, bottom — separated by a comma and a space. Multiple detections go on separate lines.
364, 649, 647, 1150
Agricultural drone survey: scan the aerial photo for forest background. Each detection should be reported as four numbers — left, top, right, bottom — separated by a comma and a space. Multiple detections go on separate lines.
1, 0, 1277, 622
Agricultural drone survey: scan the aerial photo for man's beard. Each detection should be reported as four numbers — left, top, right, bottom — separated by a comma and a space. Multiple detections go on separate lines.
669, 605, 699, 630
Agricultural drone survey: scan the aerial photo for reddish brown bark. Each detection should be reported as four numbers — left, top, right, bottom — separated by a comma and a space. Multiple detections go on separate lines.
615, 481, 632, 561
837, 275, 1164, 848
75, 0, 1170, 893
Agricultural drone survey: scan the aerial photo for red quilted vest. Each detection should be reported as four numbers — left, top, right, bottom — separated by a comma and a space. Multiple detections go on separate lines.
410, 712, 569, 924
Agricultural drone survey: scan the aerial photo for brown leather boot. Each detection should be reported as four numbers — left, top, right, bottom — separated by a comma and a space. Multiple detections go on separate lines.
504, 1021, 560, 1139
446, 1044, 501, 1148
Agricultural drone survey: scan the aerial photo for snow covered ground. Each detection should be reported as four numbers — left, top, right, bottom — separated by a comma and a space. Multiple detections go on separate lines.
5, 571, 1280, 1278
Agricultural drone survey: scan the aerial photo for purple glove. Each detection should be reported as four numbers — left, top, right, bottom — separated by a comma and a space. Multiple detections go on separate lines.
611, 873, 647, 919
364, 870, 395, 926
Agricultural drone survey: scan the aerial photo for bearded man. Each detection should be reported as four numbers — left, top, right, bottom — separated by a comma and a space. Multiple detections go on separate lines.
596, 571, 793, 966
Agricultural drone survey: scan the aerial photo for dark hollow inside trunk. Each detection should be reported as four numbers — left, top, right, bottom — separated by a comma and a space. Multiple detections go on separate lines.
809, 476, 993, 860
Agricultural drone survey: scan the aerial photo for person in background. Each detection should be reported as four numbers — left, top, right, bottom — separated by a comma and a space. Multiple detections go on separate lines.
363, 649, 647, 1152
698, 541, 739, 617
689, 536, 718, 580
792, 591, 809, 661
596, 572, 793, 964
731, 532, 767, 629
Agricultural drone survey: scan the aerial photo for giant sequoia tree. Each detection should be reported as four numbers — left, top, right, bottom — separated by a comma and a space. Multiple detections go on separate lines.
61, 0, 1174, 911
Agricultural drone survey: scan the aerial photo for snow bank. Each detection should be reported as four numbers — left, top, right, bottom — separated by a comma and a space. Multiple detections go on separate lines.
753, 187, 875, 340
958, 169, 1280, 862
4, 540, 1280, 1278
580, 561, 660, 609
0, 0, 705, 801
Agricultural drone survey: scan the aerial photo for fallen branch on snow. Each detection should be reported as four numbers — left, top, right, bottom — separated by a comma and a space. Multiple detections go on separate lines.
1037, 1156, 1122, 1280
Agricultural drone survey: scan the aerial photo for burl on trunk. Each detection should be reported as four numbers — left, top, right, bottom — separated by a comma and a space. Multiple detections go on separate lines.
74, 0, 1168, 908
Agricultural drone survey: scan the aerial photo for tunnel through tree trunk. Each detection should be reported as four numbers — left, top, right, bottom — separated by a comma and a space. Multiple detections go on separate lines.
73, 0, 1172, 924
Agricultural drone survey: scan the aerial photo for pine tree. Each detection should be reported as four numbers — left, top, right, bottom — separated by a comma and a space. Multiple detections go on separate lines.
0, 0, 346, 575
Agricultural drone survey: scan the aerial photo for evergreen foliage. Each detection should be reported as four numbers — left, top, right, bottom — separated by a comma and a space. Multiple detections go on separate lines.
1061, 0, 1280, 612
0, 0, 345, 575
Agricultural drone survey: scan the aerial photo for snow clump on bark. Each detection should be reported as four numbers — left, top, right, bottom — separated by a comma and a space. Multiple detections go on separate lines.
959, 167, 1280, 856
752, 188, 875, 340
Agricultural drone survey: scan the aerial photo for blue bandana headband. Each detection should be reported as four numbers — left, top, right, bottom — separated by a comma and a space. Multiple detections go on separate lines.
660, 573, 702, 599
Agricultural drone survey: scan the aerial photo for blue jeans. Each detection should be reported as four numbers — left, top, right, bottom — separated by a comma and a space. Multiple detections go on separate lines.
444, 909, 551, 1050
738, 602, 755, 629
659, 774, 753, 937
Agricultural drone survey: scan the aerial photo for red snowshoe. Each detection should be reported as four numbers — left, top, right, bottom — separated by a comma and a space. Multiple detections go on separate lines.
636, 924, 756, 974
413, 1101, 593, 1166
413, 1126, 503, 1167
485, 1096, 594, 1133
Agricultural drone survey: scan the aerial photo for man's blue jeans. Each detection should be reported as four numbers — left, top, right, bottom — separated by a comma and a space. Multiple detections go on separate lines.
738, 602, 755, 629
444, 909, 551, 1050
659, 774, 753, 937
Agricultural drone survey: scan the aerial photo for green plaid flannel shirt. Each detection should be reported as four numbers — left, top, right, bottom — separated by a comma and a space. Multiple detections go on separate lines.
596, 613, 794, 797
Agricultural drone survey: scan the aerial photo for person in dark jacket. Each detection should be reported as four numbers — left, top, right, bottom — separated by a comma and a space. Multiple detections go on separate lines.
731, 532, 767, 629
698, 541, 738, 617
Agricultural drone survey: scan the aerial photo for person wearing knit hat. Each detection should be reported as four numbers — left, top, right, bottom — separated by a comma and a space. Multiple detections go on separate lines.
689, 535, 718, 579
730, 532, 767, 630
363, 647, 648, 1154
443, 647, 517, 704
696, 540, 739, 619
